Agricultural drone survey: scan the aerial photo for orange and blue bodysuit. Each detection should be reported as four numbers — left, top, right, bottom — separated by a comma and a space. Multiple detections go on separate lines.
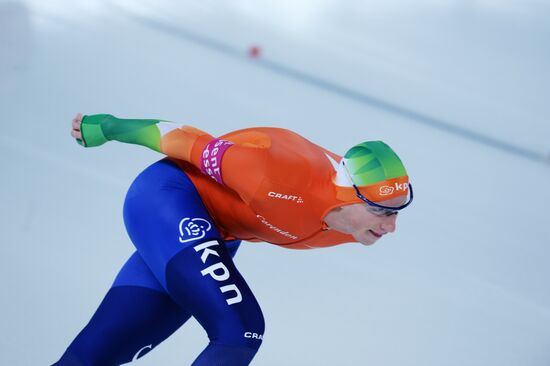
54, 114, 378, 366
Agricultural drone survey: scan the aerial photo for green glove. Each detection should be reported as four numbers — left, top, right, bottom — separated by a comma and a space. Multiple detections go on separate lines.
80, 114, 111, 147
79, 114, 163, 151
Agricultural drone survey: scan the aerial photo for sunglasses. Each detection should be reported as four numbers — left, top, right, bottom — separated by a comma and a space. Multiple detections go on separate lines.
342, 161, 414, 216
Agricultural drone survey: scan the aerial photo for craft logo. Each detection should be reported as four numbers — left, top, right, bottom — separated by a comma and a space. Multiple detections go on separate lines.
267, 191, 304, 204
379, 182, 409, 196
179, 217, 212, 243
244, 332, 264, 340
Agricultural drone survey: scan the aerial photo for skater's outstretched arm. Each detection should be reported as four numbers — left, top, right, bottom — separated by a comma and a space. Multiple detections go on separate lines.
71, 113, 213, 161
70, 113, 272, 203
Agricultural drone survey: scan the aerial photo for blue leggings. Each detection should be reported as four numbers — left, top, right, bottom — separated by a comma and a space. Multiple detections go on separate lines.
53, 159, 265, 365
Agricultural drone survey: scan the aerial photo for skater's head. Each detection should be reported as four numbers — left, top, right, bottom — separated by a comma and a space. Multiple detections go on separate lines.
342, 140, 411, 205
324, 195, 405, 245
325, 141, 412, 246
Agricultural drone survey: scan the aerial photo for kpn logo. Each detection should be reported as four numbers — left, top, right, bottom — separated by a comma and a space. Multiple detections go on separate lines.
179, 217, 212, 243
379, 182, 409, 196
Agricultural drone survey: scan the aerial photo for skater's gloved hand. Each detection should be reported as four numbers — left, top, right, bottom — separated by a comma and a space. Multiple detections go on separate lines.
70, 113, 111, 147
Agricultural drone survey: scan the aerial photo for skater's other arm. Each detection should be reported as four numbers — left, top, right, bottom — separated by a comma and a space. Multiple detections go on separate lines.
71, 113, 212, 161
71, 113, 269, 202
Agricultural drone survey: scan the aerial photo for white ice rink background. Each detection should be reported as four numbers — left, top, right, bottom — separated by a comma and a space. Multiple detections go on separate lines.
1, 0, 549, 365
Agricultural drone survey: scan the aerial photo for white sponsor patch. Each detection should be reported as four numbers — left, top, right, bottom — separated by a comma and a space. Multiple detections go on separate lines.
179, 218, 212, 243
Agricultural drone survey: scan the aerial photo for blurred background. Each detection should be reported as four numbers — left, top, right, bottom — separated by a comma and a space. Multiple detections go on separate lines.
1, 0, 549, 365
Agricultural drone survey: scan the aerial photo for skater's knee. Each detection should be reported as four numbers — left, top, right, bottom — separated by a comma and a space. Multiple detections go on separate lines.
213, 317, 265, 352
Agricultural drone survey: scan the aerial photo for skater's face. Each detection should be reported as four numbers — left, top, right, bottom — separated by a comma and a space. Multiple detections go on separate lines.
323, 196, 406, 246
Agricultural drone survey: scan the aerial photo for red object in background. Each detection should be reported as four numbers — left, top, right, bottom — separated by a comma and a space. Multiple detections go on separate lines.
248, 45, 261, 58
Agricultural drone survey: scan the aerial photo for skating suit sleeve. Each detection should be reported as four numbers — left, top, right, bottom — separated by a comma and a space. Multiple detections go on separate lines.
79, 114, 269, 203
161, 126, 270, 204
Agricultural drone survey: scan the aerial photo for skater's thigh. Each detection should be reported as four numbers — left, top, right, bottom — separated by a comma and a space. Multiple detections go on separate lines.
122, 158, 227, 289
